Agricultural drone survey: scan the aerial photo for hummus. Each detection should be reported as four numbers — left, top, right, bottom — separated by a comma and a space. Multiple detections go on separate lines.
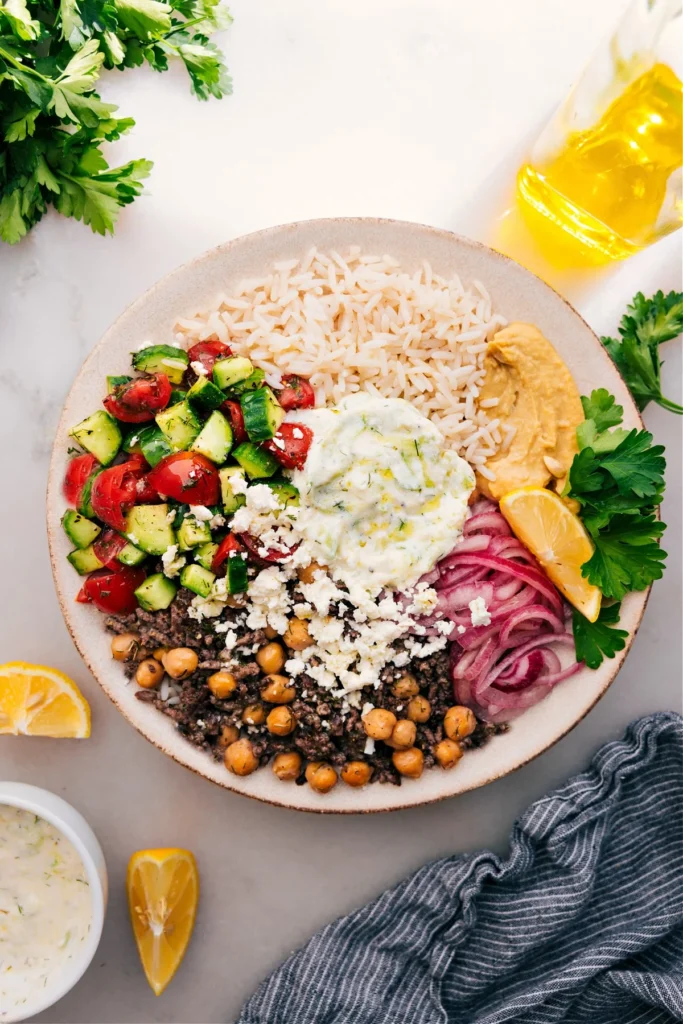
477, 322, 584, 500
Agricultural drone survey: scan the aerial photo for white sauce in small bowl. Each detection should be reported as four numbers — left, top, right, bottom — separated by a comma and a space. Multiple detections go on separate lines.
0, 805, 92, 1020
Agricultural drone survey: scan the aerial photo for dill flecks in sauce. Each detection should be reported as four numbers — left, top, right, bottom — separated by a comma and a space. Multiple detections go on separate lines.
0, 805, 92, 1019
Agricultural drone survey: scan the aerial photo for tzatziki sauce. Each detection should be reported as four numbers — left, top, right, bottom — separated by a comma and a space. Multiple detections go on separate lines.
290, 393, 475, 592
0, 805, 92, 1020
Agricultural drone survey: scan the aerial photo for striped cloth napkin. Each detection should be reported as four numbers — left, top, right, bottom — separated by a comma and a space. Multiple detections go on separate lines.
237, 712, 683, 1024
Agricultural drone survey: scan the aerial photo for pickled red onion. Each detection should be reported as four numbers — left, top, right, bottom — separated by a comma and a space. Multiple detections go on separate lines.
426, 500, 580, 722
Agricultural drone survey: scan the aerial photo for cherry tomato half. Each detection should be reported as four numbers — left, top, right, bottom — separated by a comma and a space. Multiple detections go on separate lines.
93, 529, 129, 570
237, 531, 297, 564
90, 459, 150, 532
76, 584, 92, 603
147, 451, 220, 505
103, 374, 172, 424
263, 422, 313, 471
277, 374, 315, 411
188, 340, 232, 376
83, 566, 147, 615
220, 399, 248, 445
211, 533, 243, 573
63, 453, 98, 507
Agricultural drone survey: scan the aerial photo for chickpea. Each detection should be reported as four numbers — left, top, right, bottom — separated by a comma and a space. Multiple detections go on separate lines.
224, 738, 258, 776
297, 561, 325, 585
153, 647, 168, 662
407, 695, 431, 723
216, 723, 240, 749
135, 659, 164, 689
242, 703, 266, 726
111, 633, 141, 662
207, 671, 237, 699
434, 738, 463, 770
341, 761, 373, 788
267, 706, 296, 736
387, 719, 417, 750
362, 708, 397, 741
392, 673, 419, 699
162, 647, 198, 680
272, 751, 302, 781
305, 762, 338, 794
283, 618, 313, 651
256, 642, 286, 675
264, 626, 279, 640
444, 705, 477, 741
260, 674, 296, 704
392, 747, 424, 779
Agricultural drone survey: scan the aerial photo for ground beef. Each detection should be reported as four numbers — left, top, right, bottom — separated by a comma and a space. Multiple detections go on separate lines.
106, 600, 506, 787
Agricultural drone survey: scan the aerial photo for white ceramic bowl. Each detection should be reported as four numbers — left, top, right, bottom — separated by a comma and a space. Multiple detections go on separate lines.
0, 782, 107, 1022
47, 218, 647, 813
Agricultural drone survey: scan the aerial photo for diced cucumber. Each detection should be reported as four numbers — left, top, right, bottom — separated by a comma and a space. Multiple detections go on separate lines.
155, 400, 201, 451
125, 504, 175, 556
213, 356, 254, 390
233, 442, 279, 479
180, 563, 216, 598
170, 388, 188, 404
117, 540, 147, 566
194, 541, 219, 571
177, 516, 212, 551
67, 544, 104, 575
107, 374, 131, 393
219, 466, 247, 513
226, 554, 248, 594
61, 510, 101, 549
228, 368, 266, 394
70, 410, 122, 466
77, 467, 104, 519
133, 424, 173, 467
265, 480, 300, 508
240, 388, 285, 442
190, 410, 233, 464
134, 573, 178, 612
133, 344, 189, 385
122, 428, 143, 454
187, 376, 226, 411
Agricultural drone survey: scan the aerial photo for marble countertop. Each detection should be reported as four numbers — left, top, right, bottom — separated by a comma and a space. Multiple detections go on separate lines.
1, 1, 681, 1021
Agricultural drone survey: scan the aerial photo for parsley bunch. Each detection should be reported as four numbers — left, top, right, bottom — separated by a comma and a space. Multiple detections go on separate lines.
602, 291, 683, 414
0, 0, 232, 243
566, 389, 668, 668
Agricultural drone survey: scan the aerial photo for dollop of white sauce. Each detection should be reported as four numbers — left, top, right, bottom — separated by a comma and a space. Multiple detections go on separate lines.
290, 393, 475, 591
0, 806, 92, 1019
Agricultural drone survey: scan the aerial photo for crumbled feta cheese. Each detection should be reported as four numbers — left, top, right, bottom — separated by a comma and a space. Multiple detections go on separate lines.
190, 505, 213, 522
209, 513, 225, 530
161, 544, 186, 578
292, 427, 304, 439
364, 737, 375, 755
469, 596, 492, 627
190, 360, 208, 376
408, 586, 439, 615
361, 702, 375, 718
457, 624, 466, 635
224, 629, 239, 650
435, 619, 455, 636
285, 657, 306, 676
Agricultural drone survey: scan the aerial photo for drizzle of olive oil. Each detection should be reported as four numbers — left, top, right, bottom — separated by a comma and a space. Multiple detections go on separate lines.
516, 63, 683, 266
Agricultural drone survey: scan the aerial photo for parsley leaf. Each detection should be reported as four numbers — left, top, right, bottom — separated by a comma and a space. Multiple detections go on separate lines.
582, 514, 667, 600
602, 290, 683, 414
572, 603, 628, 670
0, 0, 232, 243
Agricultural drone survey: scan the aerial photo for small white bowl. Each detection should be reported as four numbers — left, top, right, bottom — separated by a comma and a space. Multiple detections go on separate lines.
0, 782, 107, 1023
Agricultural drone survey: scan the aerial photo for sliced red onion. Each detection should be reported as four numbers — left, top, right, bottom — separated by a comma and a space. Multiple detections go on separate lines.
425, 503, 580, 723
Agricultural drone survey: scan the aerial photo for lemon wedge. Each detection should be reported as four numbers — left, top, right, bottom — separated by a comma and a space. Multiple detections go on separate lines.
127, 848, 199, 996
0, 662, 91, 737
499, 486, 602, 622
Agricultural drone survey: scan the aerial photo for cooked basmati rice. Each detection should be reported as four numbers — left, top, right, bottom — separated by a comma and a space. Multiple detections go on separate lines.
174, 247, 508, 471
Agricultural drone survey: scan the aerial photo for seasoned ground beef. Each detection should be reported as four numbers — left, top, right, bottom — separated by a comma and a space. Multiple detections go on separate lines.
106, 595, 506, 787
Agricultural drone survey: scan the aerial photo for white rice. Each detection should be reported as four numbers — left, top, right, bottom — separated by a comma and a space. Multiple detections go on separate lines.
174, 247, 507, 468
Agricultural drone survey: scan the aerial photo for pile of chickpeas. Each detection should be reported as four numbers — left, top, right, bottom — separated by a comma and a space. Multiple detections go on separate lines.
110, 559, 478, 795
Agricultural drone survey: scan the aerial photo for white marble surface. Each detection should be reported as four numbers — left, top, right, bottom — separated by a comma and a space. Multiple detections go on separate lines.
0, 1, 681, 1021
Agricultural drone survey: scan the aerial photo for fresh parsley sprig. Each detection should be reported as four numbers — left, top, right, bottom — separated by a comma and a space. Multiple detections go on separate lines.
566, 389, 667, 603
602, 291, 683, 414
0, 0, 232, 243
572, 603, 628, 671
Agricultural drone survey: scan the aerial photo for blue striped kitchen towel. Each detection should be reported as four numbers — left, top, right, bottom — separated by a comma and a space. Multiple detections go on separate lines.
237, 712, 683, 1024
